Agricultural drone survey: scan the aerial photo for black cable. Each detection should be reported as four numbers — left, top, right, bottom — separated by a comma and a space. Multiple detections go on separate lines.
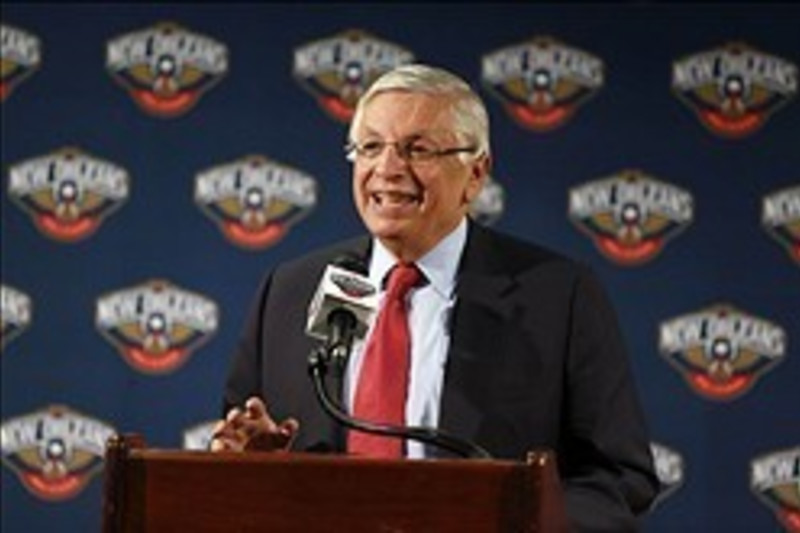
308, 347, 492, 460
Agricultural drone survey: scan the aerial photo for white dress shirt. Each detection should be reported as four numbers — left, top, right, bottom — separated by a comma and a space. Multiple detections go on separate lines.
345, 218, 468, 458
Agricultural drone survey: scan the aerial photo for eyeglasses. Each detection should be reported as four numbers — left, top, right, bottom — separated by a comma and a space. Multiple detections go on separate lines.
345, 138, 478, 163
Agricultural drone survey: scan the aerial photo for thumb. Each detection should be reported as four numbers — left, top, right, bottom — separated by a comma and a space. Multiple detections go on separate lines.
278, 418, 300, 437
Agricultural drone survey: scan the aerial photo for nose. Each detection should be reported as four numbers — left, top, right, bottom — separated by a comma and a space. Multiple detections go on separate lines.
373, 142, 408, 175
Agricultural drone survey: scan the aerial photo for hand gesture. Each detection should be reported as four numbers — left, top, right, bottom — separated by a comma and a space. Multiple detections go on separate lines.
209, 396, 299, 452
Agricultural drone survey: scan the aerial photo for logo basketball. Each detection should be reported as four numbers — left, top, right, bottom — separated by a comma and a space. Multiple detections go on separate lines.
672, 42, 797, 138
751, 447, 800, 532
659, 304, 786, 401
482, 36, 603, 131
195, 155, 317, 249
1, 405, 115, 501
95, 279, 219, 374
8, 147, 129, 242
106, 22, 228, 117
470, 176, 505, 226
294, 29, 414, 122
1, 285, 32, 350
568, 170, 693, 266
762, 185, 800, 264
1, 23, 41, 101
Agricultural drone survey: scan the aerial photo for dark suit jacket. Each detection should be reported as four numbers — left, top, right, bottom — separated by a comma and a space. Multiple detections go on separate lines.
224, 221, 659, 532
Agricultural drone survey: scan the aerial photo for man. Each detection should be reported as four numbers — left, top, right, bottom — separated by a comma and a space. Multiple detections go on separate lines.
211, 64, 659, 531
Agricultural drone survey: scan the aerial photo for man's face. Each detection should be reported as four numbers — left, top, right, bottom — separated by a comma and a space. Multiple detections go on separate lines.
351, 91, 489, 261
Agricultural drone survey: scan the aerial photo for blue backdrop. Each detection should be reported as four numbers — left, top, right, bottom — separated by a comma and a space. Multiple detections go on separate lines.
2, 4, 798, 532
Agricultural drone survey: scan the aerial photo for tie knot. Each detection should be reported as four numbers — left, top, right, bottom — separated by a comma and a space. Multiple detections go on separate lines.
385, 263, 422, 299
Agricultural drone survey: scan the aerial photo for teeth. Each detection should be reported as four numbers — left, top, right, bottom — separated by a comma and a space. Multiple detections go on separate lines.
373, 191, 417, 205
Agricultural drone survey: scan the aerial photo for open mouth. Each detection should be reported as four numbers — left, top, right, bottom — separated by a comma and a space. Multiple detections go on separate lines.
371, 191, 421, 207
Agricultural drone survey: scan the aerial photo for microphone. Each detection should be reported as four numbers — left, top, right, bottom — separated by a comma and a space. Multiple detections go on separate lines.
305, 255, 491, 460
305, 256, 378, 366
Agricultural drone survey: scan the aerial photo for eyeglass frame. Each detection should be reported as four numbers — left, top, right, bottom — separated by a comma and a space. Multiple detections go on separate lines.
344, 137, 479, 164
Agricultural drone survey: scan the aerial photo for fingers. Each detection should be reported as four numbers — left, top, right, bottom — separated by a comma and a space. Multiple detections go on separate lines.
208, 405, 259, 452
209, 397, 300, 453
240, 396, 280, 430
244, 396, 268, 421
244, 416, 300, 451
277, 417, 300, 448
278, 418, 300, 440
209, 419, 245, 452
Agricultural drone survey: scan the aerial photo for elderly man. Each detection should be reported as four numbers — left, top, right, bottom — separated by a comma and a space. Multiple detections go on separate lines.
212, 63, 658, 531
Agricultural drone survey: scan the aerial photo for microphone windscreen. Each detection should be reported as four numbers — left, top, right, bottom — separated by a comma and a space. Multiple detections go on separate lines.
306, 263, 378, 341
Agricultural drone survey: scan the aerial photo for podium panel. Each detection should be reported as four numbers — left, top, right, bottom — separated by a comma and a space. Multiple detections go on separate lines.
103, 434, 568, 532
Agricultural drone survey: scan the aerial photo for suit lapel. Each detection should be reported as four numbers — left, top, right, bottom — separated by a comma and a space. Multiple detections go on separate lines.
438, 222, 516, 454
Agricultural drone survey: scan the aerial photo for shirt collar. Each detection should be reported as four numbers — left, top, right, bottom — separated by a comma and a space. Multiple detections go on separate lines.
369, 218, 468, 299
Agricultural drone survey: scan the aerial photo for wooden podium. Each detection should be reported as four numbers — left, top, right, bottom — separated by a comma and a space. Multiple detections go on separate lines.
102, 433, 569, 532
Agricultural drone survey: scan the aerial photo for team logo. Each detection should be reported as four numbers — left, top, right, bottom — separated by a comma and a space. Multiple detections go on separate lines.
95, 279, 219, 374
762, 185, 800, 264
1, 405, 115, 501
482, 36, 603, 131
331, 273, 376, 299
470, 176, 505, 226
195, 155, 317, 249
183, 420, 216, 451
7, 147, 129, 242
568, 170, 693, 266
1, 284, 32, 349
1, 23, 41, 101
293, 29, 414, 122
106, 22, 228, 117
751, 447, 800, 532
672, 42, 797, 138
659, 304, 786, 401
650, 442, 685, 507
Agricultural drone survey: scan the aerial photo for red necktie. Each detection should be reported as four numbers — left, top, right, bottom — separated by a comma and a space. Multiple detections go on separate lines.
348, 263, 421, 458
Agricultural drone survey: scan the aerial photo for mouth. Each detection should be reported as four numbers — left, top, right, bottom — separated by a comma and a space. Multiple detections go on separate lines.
370, 190, 421, 208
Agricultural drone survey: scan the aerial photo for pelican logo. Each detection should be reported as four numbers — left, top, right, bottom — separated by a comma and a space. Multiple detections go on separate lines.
8, 148, 129, 242
568, 170, 693, 266
650, 442, 685, 507
751, 447, 800, 532
183, 420, 216, 451
293, 29, 414, 122
482, 36, 603, 131
672, 42, 797, 138
106, 22, 228, 117
1, 23, 41, 100
1, 405, 115, 501
762, 185, 800, 264
95, 279, 219, 374
470, 176, 505, 226
659, 304, 786, 401
1, 285, 32, 349
331, 273, 376, 299
195, 155, 317, 249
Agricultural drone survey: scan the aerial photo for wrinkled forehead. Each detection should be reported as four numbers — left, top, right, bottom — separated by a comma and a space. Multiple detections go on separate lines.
355, 91, 458, 140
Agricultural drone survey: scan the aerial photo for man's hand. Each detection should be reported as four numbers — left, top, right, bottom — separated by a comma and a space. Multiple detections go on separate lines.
209, 396, 299, 452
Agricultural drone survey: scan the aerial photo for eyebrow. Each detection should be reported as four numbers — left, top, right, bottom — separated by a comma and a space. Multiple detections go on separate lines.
356, 131, 430, 142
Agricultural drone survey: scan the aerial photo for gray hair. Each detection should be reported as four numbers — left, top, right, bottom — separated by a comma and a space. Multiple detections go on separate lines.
348, 64, 491, 159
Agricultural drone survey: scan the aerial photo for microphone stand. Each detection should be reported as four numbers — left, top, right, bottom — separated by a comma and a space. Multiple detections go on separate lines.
308, 345, 491, 460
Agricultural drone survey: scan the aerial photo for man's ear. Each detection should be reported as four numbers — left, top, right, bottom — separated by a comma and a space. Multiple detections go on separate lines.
464, 153, 492, 204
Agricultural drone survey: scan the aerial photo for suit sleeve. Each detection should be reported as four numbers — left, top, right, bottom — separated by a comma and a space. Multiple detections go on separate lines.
221, 273, 272, 415
560, 265, 659, 532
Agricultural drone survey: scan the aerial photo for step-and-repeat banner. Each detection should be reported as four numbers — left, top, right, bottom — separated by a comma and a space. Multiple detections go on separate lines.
1, 4, 798, 532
